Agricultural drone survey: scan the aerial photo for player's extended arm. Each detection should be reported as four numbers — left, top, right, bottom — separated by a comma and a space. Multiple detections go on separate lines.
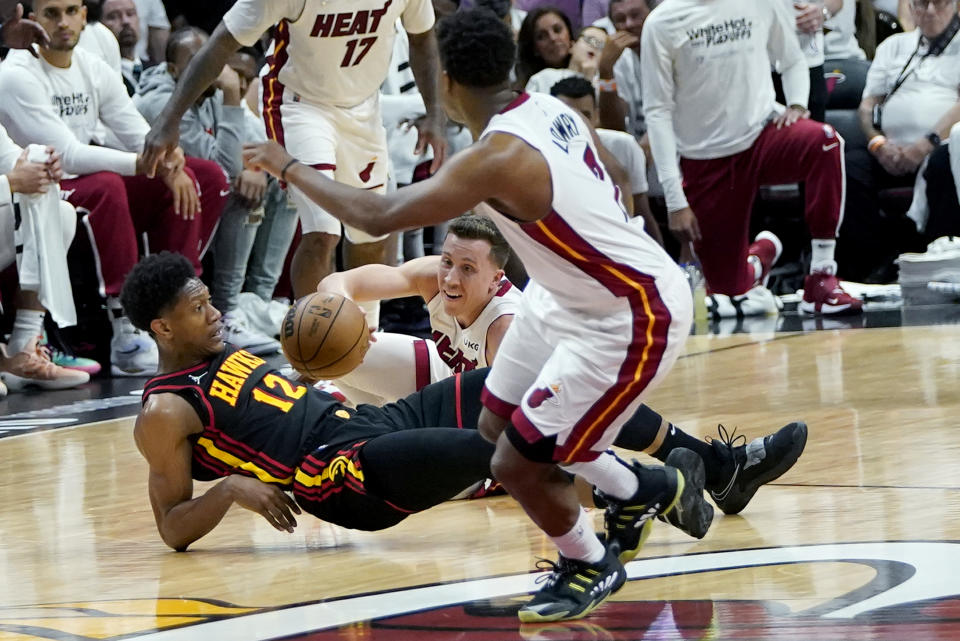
243, 134, 552, 235
142, 22, 242, 177
407, 29, 448, 172
319, 256, 441, 303
135, 393, 300, 551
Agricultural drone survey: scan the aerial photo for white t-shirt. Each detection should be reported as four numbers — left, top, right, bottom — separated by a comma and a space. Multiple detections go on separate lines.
613, 47, 645, 139
597, 128, 648, 194
825, 0, 867, 60
641, 0, 807, 211
525, 67, 579, 95
0, 49, 148, 178
864, 30, 960, 145
133, 0, 170, 61
224, 0, 435, 108
76, 21, 122, 73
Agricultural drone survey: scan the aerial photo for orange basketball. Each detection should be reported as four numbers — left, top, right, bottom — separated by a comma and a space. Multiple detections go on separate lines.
280, 292, 369, 379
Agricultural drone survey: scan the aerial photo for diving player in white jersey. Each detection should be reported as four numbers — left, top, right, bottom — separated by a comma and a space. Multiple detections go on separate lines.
319, 213, 519, 406
139, 0, 449, 310
244, 9, 716, 622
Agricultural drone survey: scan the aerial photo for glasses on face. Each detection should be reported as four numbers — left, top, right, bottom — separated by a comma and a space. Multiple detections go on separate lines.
578, 33, 606, 50
911, 0, 956, 10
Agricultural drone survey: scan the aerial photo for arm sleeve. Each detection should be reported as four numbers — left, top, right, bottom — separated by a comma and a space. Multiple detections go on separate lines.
402, 0, 436, 35
767, 1, 809, 108
0, 66, 138, 176
0, 123, 22, 174
621, 135, 648, 194
178, 99, 245, 178
143, 0, 171, 29
95, 58, 150, 153
640, 19, 688, 212
223, 0, 306, 47
863, 38, 896, 99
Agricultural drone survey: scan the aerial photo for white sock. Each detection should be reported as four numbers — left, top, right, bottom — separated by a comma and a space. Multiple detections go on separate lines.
357, 299, 380, 331
549, 507, 606, 564
810, 240, 838, 274
8, 308, 45, 354
562, 451, 639, 501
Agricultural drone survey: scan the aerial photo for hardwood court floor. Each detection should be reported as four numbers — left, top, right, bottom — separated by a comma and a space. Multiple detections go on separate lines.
2, 322, 959, 640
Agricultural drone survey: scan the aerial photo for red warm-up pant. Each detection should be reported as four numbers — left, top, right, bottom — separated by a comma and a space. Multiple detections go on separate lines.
63, 157, 228, 296
680, 119, 844, 296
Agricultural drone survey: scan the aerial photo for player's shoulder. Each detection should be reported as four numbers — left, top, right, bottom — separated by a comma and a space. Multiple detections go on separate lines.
138, 390, 201, 434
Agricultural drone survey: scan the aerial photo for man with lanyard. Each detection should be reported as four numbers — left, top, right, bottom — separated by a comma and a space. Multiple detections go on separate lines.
845, 0, 960, 273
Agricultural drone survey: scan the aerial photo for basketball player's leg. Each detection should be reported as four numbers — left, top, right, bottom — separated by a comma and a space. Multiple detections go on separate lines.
278, 100, 342, 298
334, 100, 391, 328
359, 427, 495, 511
334, 333, 441, 405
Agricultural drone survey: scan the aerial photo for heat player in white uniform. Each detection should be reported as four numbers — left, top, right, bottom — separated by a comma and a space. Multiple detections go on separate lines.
140, 0, 449, 303
244, 10, 715, 622
319, 214, 520, 406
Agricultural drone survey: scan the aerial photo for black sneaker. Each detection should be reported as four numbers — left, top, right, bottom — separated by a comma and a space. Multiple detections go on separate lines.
660, 448, 714, 540
518, 548, 626, 623
707, 422, 808, 515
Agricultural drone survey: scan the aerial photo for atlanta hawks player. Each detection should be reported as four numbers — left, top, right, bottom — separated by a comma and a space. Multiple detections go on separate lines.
141, 0, 448, 313
244, 10, 713, 622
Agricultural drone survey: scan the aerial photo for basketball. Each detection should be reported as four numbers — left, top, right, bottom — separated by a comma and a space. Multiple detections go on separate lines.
280, 292, 369, 379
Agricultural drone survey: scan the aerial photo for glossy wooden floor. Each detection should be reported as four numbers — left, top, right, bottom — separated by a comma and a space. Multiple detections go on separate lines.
2, 324, 960, 640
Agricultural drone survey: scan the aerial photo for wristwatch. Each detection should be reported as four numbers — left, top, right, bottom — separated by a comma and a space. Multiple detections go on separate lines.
821, 6, 831, 22
926, 131, 942, 147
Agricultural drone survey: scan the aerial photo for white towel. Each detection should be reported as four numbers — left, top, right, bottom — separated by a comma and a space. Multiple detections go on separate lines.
14, 144, 77, 328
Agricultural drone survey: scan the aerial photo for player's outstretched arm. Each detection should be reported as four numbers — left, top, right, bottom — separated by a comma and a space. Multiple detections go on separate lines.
142, 22, 242, 178
318, 256, 441, 303
244, 133, 551, 235
135, 394, 300, 551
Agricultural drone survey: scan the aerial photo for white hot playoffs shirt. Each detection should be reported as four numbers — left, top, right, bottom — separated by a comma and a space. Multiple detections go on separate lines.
224, 0, 435, 109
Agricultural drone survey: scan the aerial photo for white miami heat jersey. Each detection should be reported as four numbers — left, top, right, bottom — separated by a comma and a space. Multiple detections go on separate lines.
479, 92, 679, 313
223, 0, 434, 109
426, 279, 520, 372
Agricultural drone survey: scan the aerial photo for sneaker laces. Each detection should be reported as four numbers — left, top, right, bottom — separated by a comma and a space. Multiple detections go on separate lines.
533, 557, 572, 588
705, 425, 746, 500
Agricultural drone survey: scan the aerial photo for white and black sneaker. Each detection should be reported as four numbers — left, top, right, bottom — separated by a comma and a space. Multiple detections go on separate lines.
110, 319, 159, 377
707, 285, 782, 319
707, 422, 809, 515
222, 311, 281, 356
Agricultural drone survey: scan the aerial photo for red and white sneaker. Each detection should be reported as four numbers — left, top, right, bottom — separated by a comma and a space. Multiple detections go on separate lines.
748, 231, 783, 288
800, 272, 863, 316
1, 337, 90, 391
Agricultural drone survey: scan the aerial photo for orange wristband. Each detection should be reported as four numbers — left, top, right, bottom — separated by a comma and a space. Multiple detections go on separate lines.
867, 135, 887, 154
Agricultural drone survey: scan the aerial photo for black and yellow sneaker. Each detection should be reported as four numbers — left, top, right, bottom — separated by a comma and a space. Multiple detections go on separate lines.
599, 449, 713, 563
707, 422, 808, 515
518, 548, 627, 623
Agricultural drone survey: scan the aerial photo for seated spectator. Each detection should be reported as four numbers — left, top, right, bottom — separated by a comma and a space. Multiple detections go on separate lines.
131, 0, 168, 64
0, 133, 88, 391
550, 76, 664, 246
475, 0, 527, 37
135, 27, 279, 354
847, 0, 960, 274
515, 7, 573, 88
101, 0, 145, 95
596, 0, 645, 140
76, 0, 122, 75
0, 0, 228, 376
525, 25, 606, 93
642, 0, 862, 317
773, 1, 843, 122
826, 0, 869, 60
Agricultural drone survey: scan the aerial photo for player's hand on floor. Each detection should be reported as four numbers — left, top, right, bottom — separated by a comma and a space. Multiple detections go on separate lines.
228, 475, 301, 533
243, 141, 294, 179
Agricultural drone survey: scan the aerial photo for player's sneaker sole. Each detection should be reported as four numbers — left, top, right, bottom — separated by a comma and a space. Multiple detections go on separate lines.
661, 448, 714, 539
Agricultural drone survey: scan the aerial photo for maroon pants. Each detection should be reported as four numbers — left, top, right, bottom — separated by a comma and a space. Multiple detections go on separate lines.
64, 157, 227, 296
680, 119, 843, 296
